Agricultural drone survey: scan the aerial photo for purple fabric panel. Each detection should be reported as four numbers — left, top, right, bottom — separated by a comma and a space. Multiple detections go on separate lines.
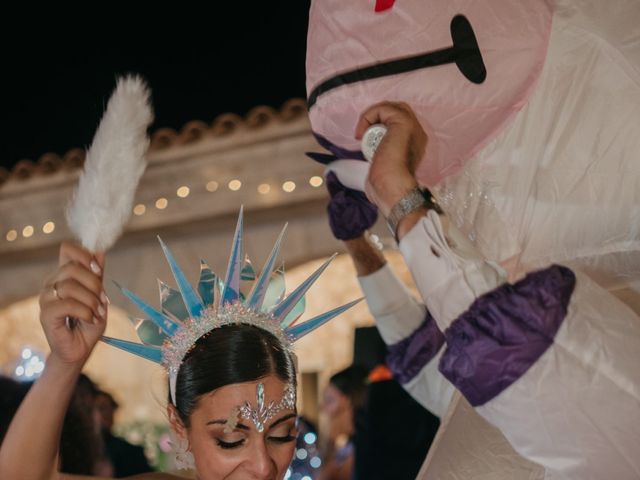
325, 171, 378, 240
439, 265, 576, 407
312, 131, 366, 161
386, 311, 445, 385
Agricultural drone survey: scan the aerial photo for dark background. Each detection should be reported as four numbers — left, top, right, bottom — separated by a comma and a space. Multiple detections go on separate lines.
0, 3, 311, 171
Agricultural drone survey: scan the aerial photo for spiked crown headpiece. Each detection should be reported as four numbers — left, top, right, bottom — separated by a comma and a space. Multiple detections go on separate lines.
101, 208, 361, 404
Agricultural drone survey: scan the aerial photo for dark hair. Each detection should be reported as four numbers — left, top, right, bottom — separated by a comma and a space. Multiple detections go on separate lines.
96, 390, 119, 410
329, 365, 369, 411
60, 374, 102, 475
0, 376, 32, 444
174, 324, 296, 425
353, 326, 387, 371
75, 373, 99, 398
0, 375, 99, 475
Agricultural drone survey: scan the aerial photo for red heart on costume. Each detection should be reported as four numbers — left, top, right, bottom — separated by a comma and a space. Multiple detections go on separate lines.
375, 0, 395, 12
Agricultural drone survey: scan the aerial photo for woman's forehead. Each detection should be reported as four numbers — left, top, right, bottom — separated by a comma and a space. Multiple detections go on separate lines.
193, 375, 293, 416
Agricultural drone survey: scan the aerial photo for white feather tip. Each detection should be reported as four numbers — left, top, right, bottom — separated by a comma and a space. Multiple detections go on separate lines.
66, 75, 154, 252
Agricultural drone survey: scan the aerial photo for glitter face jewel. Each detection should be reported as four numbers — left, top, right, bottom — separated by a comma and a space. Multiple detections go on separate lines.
238, 383, 297, 433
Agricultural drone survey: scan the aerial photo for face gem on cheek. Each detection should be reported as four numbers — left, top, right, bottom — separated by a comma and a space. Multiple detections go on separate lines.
224, 407, 241, 434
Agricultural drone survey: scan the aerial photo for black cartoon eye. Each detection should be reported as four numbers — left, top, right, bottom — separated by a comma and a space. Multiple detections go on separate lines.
308, 15, 486, 109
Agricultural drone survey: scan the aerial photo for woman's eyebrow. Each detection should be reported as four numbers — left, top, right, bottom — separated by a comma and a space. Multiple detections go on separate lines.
268, 413, 297, 430
206, 419, 249, 430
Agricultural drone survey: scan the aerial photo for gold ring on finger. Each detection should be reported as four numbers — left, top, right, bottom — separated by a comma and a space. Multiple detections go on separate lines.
52, 282, 61, 300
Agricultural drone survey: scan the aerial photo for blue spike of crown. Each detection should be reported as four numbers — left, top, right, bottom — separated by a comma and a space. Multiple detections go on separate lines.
221, 206, 244, 305
198, 261, 216, 306
158, 238, 204, 318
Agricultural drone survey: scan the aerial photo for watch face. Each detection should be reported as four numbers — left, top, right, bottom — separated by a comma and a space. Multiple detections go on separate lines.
400, 189, 425, 212
387, 188, 426, 238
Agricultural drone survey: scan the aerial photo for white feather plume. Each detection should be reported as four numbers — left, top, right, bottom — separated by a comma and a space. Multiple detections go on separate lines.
66, 75, 154, 252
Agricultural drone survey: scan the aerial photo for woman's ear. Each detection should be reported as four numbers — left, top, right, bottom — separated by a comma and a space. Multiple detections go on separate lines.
167, 403, 187, 439
167, 403, 196, 470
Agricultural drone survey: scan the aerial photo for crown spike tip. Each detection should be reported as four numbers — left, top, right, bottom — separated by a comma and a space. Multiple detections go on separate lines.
246, 224, 288, 310
272, 254, 336, 321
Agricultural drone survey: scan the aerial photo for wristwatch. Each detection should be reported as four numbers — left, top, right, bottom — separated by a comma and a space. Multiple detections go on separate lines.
386, 187, 442, 241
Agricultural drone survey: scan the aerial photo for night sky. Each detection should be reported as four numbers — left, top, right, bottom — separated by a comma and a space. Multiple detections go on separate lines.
0, 3, 311, 171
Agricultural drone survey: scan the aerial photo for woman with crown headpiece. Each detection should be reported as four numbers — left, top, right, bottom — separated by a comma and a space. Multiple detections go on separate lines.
0, 77, 359, 480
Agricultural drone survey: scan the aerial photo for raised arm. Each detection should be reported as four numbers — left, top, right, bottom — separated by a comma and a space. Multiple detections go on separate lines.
0, 241, 107, 480
324, 168, 454, 417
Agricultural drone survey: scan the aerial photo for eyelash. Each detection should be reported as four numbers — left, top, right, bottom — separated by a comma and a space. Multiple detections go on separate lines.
269, 434, 297, 444
216, 439, 245, 449
215, 434, 296, 449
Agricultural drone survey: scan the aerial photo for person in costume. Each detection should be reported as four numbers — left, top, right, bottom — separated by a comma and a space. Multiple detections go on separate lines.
318, 99, 640, 479
306, 1, 640, 477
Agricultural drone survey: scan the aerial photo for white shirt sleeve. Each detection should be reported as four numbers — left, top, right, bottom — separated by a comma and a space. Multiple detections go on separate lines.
358, 263, 427, 344
358, 261, 455, 418
398, 210, 507, 331
404, 350, 455, 418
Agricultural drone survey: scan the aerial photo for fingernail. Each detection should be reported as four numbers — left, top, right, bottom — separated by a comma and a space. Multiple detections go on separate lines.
65, 316, 76, 329
98, 305, 106, 318
90, 260, 102, 275
100, 291, 110, 304
93, 316, 100, 325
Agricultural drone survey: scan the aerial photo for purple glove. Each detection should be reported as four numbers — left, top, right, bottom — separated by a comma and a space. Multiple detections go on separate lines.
325, 171, 378, 240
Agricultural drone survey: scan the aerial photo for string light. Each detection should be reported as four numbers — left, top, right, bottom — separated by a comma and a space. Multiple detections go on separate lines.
14, 348, 45, 381
2, 173, 326, 246
228, 180, 242, 191
282, 181, 296, 193
309, 176, 323, 187
42, 221, 55, 234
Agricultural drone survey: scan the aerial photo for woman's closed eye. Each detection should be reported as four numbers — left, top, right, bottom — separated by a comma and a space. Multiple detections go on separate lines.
214, 430, 296, 448
216, 438, 246, 449
268, 433, 297, 444
212, 428, 247, 450
267, 420, 298, 444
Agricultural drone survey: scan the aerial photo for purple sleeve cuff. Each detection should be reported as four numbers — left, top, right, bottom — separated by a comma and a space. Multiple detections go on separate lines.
386, 311, 445, 385
325, 171, 378, 240
439, 264, 576, 407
